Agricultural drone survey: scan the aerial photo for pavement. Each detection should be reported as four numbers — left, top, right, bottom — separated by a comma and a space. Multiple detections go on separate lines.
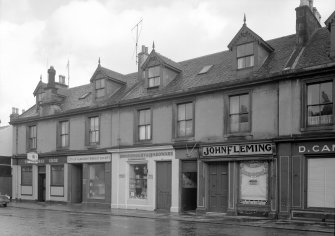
5, 200, 335, 234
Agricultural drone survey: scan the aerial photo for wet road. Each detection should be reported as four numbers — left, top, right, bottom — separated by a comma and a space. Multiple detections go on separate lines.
0, 207, 332, 236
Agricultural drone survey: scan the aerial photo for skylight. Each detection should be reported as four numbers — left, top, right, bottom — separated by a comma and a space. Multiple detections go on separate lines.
198, 65, 213, 75
79, 92, 91, 100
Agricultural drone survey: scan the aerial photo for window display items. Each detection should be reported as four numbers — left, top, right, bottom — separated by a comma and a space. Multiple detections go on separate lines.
129, 164, 148, 199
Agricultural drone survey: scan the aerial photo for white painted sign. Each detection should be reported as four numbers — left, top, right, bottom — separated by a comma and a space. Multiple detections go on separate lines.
67, 154, 111, 163
202, 143, 273, 157
120, 151, 174, 159
27, 152, 38, 164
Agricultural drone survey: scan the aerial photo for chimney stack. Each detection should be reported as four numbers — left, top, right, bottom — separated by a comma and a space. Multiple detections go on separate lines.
138, 45, 149, 79
10, 107, 19, 121
47, 66, 56, 88
296, 0, 321, 46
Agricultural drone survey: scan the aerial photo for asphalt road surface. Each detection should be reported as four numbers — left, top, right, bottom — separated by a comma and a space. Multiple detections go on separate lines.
0, 207, 332, 236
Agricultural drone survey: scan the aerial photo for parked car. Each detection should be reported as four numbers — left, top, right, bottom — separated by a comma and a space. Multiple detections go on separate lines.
0, 194, 10, 207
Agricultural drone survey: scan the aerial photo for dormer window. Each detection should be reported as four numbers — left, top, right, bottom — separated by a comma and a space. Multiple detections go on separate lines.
95, 79, 105, 98
237, 42, 254, 69
148, 66, 160, 88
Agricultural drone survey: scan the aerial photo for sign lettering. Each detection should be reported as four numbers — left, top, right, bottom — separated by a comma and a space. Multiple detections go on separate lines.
202, 143, 273, 157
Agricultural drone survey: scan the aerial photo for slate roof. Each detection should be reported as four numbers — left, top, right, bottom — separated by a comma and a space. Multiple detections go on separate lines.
15, 25, 335, 121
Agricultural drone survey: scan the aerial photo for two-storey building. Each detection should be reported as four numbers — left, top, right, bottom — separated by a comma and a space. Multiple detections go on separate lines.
10, 0, 335, 220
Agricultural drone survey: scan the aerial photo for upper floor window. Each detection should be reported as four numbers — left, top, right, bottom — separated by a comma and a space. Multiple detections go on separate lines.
138, 109, 151, 141
229, 94, 250, 133
95, 79, 105, 98
28, 125, 37, 150
88, 116, 100, 145
177, 102, 193, 137
59, 121, 69, 148
306, 81, 333, 126
148, 66, 160, 88
237, 43, 254, 69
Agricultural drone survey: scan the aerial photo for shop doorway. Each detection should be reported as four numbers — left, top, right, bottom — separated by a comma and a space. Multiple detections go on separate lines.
181, 161, 197, 211
208, 162, 228, 212
156, 161, 172, 211
71, 164, 82, 203
38, 173, 46, 201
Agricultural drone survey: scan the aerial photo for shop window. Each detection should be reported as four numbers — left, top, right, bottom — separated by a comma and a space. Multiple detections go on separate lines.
308, 158, 335, 208
51, 165, 64, 186
237, 42, 254, 69
239, 161, 268, 205
138, 109, 151, 141
129, 164, 147, 199
306, 81, 333, 127
21, 166, 32, 186
177, 102, 194, 137
229, 94, 250, 133
88, 164, 105, 199
148, 66, 160, 88
28, 125, 37, 150
95, 79, 105, 98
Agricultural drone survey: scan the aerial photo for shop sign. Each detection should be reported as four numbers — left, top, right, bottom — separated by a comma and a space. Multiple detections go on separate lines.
27, 152, 38, 164
120, 151, 174, 159
298, 143, 335, 154
67, 154, 111, 163
202, 143, 273, 157
18, 157, 67, 165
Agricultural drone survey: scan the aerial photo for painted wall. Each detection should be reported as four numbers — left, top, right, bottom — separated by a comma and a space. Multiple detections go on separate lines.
17, 125, 26, 155
195, 93, 224, 142
38, 120, 56, 153
117, 108, 134, 146
0, 125, 12, 156
69, 116, 85, 150
153, 102, 172, 144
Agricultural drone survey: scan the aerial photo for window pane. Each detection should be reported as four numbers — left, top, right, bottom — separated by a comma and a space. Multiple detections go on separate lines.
320, 82, 332, 104
139, 110, 145, 125
237, 58, 244, 69
146, 125, 151, 139
240, 94, 249, 113
307, 84, 319, 105
246, 55, 254, 67
96, 89, 104, 98
178, 104, 186, 121
139, 126, 146, 140
178, 121, 186, 137
88, 164, 105, 199
148, 78, 155, 87
230, 115, 239, 133
320, 105, 333, 125
230, 96, 239, 114
240, 114, 249, 132
185, 103, 193, 120
308, 105, 320, 126
185, 120, 193, 136
145, 109, 151, 123
21, 166, 32, 186
129, 164, 148, 199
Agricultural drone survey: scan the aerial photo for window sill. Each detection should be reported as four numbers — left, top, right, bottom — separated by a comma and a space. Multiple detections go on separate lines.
224, 132, 253, 138
135, 140, 152, 145
56, 146, 69, 151
172, 136, 195, 142
300, 125, 335, 132
147, 86, 159, 90
86, 144, 100, 149
237, 66, 254, 71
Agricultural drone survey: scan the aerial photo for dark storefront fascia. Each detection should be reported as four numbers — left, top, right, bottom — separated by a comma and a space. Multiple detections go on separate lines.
277, 139, 335, 221
198, 142, 277, 217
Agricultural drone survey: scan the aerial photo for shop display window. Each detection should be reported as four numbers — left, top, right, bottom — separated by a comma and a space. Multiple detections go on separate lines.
88, 164, 105, 199
239, 161, 268, 205
51, 165, 64, 186
129, 164, 147, 199
21, 166, 32, 186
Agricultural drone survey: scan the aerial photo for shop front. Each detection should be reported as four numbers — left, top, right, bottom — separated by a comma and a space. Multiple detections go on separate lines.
198, 142, 277, 217
108, 146, 179, 212
67, 154, 111, 206
12, 155, 68, 202
278, 140, 335, 221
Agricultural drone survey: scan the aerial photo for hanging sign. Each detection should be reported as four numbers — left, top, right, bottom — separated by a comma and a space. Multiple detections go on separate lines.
27, 152, 38, 164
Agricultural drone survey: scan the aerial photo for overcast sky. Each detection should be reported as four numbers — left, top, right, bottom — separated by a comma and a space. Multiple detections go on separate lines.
0, 0, 334, 125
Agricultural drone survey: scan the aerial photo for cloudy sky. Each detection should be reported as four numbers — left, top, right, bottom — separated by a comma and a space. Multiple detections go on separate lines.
0, 0, 334, 125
